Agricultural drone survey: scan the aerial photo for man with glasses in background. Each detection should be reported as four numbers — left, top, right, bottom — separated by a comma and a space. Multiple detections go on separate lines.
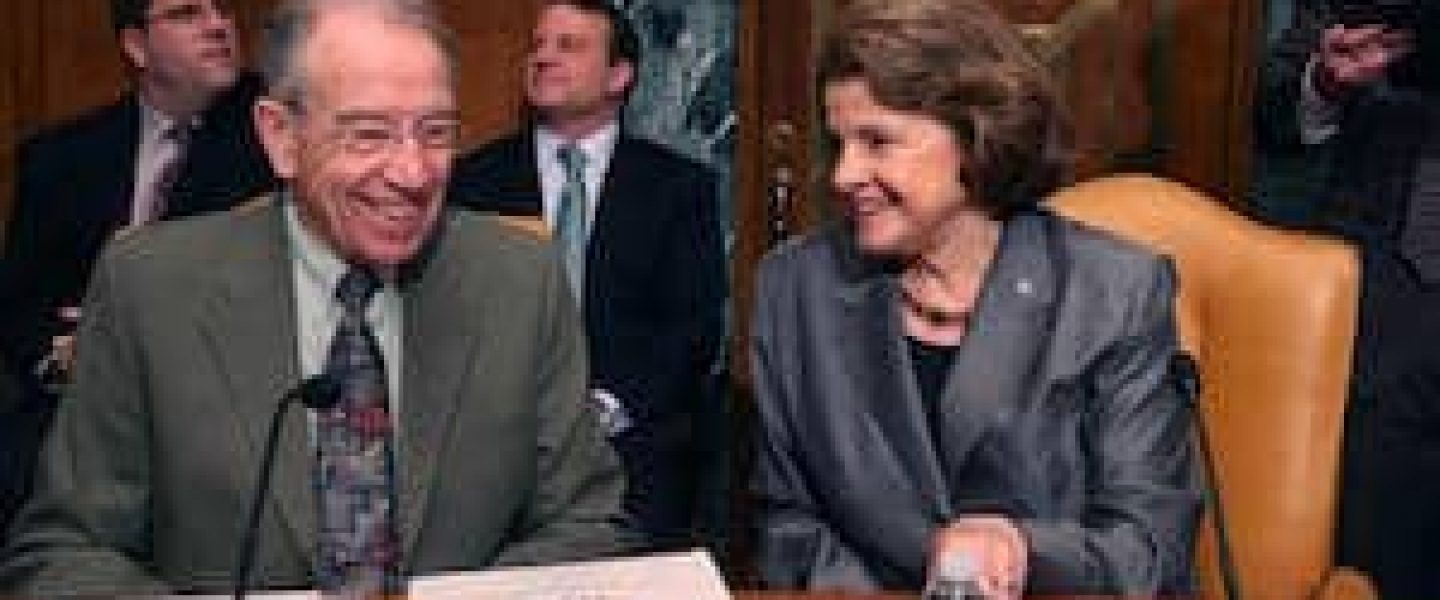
0, 0, 273, 533
0, 0, 630, 595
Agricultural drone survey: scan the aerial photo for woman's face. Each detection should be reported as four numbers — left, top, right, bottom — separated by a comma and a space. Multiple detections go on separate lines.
823, 77, 976, 258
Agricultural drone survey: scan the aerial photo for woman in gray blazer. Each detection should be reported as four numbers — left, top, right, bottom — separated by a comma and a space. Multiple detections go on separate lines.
749, 0, 1202, 596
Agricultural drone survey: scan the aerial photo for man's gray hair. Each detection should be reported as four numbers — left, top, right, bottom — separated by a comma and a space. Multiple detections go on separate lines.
259, 0, 460, 102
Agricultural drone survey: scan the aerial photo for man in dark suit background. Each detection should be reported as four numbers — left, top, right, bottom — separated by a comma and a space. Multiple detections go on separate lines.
0, 0, 273, 534
447, 0, 727, 549
1252, 1, 1440, 595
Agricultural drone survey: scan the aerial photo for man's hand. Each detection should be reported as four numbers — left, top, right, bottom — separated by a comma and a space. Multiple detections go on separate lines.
37, 306, 82, 385
1312, 24, 1414, 100
930, 515, 1028, 599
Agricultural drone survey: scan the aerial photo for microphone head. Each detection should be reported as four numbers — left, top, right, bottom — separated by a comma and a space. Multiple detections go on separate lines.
298, 374, 341, 411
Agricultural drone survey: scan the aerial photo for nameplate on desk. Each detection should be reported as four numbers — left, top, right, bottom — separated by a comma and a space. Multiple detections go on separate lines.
180, 550, 730, 599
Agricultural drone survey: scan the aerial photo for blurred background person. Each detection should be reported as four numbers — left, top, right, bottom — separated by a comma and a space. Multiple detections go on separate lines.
1252, 0, 1425, 227
447, 0, 727, 550
1252, 0, 1440, 595
748, 0, 1201, 595
0, 0, 273, 535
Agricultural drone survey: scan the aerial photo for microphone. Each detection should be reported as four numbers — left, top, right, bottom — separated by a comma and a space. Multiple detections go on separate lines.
232, 374, 340, 600
1172, 353, 1241, 600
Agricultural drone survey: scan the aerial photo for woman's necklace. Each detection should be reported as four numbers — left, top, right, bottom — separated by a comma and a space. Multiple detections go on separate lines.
899, 268, 973, 326
900, 216, 1001, 330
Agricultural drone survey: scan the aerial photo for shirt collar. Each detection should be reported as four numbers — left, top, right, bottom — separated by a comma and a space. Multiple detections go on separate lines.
535, 120, 620, 170
137, 99, 201, 144
284, 194, 350, 299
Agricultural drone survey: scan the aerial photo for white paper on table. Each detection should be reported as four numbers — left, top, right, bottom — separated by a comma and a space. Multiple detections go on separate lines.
409, 549, 731, 600
181, 550, 730, 599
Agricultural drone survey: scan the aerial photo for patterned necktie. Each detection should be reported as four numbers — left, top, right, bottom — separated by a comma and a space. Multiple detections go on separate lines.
316, 267, 402, 595
555, 144, 588, 299
1399, 146, 1440, 285
137, 122, 192, 224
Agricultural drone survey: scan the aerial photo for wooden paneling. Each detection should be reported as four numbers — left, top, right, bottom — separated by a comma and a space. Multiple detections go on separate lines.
732, 0, 820, 387
998, 0, 1158, 178
34, 0, 129, 126
0, 0, 24, 247
440, 1, 536, 147
1165, 0, 1260, 200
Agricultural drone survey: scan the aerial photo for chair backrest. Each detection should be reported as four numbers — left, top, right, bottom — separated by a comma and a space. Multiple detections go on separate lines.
1049, 174, 1360, 599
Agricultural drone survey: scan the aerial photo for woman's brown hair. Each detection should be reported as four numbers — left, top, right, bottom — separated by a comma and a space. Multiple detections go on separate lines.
819, 0, 1075, 217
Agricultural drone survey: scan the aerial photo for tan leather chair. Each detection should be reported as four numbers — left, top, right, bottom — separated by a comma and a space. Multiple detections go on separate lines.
1049, 175, 1375, 600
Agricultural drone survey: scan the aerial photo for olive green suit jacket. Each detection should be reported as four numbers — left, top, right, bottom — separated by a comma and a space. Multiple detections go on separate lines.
0, 197, 631, 595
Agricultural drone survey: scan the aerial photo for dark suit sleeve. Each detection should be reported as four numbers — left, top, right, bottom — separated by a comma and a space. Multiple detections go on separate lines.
0, 244, 168, 595
749, 257, 884, 591
1254, 7, 1325, 155
1015, 259, 1202, 594
491, 250, 637, 566
678, 168, 732, 545
1, 138, 68, 400
666, 165, 726, 381
660, 160, 727, 446
678, 166, 727, 367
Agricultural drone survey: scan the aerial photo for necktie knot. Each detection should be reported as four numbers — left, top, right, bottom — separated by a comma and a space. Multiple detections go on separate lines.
335, 267, 381, 314
137, 121, 195, 224
558, 144, 587, 175
166, 120, 194, 145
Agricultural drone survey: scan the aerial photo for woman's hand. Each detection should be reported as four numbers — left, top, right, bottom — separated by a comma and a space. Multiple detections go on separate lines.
930, 515, 1028, 599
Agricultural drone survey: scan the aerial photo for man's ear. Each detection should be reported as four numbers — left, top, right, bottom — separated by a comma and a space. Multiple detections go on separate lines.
606, 60, 635, 98
119, 27, 149, 71
253, 98, 299, 179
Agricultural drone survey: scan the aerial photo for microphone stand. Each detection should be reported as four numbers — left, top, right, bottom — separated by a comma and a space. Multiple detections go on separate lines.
1175, 352, 1242, 600
232, 375, 338, 600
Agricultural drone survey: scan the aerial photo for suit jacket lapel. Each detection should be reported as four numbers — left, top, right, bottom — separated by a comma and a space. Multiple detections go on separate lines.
194, 198, 313, 565
583, 135, 638, 311
95, 97, 143, 231
831, 244, 950, 521
493, 133, 544, 216
396, 215, 475, 563
448, 131, 544, 217
935, 214, 1060, 508
591, 134, 638, 229
506, 133, 544, 214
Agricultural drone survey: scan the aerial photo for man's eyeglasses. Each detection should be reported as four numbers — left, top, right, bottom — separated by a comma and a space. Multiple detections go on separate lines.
145, 0, 233, 27
328, 113, 464, 157
279, 98, 463, 156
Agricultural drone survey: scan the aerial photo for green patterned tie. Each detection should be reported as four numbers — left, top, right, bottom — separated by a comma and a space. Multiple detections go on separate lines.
556, 144, 588, 299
